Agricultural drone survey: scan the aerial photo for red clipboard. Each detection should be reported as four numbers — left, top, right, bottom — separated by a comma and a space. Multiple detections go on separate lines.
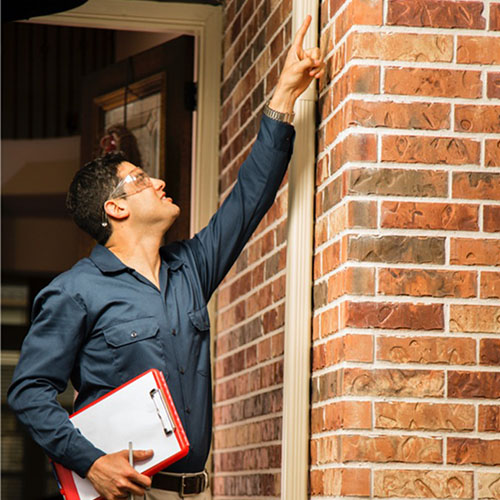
52, 369, 189, 500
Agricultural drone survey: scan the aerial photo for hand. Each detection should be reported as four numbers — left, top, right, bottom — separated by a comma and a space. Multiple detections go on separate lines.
270, 15, 325, 114
87, 449, 153, 499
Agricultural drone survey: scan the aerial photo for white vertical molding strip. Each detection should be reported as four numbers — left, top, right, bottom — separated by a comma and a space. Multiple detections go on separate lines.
281, 5, 318, 500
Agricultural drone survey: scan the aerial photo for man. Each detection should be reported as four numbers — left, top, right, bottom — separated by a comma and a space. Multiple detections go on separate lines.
8, 16, 324, 500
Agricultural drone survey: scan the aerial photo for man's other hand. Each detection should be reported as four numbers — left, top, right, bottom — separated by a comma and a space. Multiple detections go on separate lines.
87, 449, 153, 499
270, 15, 325, 114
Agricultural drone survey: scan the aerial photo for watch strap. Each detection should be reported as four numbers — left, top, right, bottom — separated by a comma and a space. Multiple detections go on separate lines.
263, 102, 295, 124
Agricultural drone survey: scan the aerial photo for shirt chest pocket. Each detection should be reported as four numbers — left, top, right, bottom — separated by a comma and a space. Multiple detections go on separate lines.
103, 318, 159, 347
188, 306, 210, 333
102, 317, 167, 382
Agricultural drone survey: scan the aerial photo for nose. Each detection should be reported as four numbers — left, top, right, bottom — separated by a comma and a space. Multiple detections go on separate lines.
151, 177, 166, 191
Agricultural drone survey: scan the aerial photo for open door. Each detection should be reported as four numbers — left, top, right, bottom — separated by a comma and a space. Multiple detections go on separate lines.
80, 35, 194, 254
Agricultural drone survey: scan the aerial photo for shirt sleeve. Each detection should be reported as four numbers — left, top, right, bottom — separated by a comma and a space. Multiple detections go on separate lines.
186, 114, 295, 301
7, 284, 106, 478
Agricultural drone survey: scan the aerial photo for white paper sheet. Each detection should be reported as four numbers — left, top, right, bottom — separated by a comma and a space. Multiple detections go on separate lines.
69, 372, 181, 500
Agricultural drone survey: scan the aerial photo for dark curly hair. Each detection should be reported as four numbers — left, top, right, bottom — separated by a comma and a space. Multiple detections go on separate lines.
66, 152, 126, 244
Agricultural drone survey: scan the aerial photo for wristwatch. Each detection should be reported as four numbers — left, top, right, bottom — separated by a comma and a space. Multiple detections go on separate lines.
263, 102, 295, 124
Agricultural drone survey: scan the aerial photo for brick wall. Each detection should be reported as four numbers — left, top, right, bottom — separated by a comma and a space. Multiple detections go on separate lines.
213, 0, 293, 497
313, 0, 500, 498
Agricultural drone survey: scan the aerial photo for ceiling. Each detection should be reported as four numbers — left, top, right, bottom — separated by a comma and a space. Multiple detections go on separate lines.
2, 0, 221, 22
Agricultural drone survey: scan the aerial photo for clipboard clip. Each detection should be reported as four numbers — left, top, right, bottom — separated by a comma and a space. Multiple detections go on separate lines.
150, 388, 176, 436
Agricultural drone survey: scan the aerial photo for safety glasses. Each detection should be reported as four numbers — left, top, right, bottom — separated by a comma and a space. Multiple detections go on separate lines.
101, 169, 153, 227
108, 170, 152, 200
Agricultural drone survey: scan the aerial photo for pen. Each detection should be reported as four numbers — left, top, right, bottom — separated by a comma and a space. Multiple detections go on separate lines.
128, 441, 133, 500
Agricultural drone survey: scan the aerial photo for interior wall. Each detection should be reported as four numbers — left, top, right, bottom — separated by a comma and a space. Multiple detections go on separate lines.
114, 31, 178, 60
2, 28, 179, 276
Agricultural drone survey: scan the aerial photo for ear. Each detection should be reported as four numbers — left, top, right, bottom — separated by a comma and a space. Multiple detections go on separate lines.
103, 199, 129, 222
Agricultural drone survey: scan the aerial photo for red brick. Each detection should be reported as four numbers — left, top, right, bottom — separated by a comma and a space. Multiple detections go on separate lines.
213, 388, 283, 425
313, 401, 372, 432
319, 306, 339, 338
343, 301, 444, 330
348, 31, 452, 62
314, 217, 328, 247
450, 238, 500, 266
375, 402, 475, 431
382, 135, 480, 165
457, 36, 500, 64
310, 435, 340, 465
487, 72, 500, 99
480, 339, 500, 366
313, 467, 370, 496
479, 405, 500, 432
377, 336, 476, 365
213, 416, 281, 448
486, 139, 500, 167
478, 472, 500, 499
328, 267, 375, 301
315, 153, 329, 187
343, 368, 444, 397
374, 470, 473, 498
214, 444, 281, 471
328, 203, 347, 236
322, 241, 341, 273
385, 67, 482, 98
347, 200, 377, 228
378, 268, 477, 298
212, 473, 278, 496
448, 371, 500, 399
332, 133, 377, 170
346, 100, 450, 130
313, 333, 373, 368
456, 105, 500, 134
347, 235, 446, 265
339, 401, 372, 430
319, 175, 342, 213
491, 2, 500, 28
448, 438, 500, 466
346, 167, 448, 197
450, 304, 500, 334
342, 435, 442, 463
328, 42, 346, 82
381, 201, 479, 230
343, 333, 373, 362
339, 468, 370, 496
336, 0, 383, 42
312, 370, 338, 403
312, 338, 337, 369
388, 0, 486, 29
484, 206, 500, 232
333, 65, 380, 109
309, 470, 323, 495
480, 271, 500, 299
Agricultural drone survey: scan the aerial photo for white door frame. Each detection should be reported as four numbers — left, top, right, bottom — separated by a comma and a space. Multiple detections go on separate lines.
31, 0, 222, 236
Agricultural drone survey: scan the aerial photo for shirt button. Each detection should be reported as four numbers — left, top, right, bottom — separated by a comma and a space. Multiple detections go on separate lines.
172, 329, 176, 336
179, 367, 185, 374
186, 407, 191, 414
131, 331, 138, 338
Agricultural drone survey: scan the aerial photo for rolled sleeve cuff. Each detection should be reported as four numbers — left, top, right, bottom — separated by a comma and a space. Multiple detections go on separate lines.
63, 443, 106, 479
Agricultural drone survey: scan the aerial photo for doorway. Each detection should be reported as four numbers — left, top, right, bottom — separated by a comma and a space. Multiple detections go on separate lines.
1, 11, 216, 497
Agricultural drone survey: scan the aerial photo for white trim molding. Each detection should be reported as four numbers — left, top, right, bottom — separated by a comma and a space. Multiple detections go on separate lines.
281, 9, 319, 500
30, 0, 222, 236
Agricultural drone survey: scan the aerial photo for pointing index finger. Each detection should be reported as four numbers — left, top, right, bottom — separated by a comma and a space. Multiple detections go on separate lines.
293, 15, 312, 49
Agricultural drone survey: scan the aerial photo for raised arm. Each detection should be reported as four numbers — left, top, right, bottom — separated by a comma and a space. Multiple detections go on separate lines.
183, 16, 324, 300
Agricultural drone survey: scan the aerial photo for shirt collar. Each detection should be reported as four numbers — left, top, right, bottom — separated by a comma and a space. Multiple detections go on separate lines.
90, 244, 185, 273
89, 245, 129, 273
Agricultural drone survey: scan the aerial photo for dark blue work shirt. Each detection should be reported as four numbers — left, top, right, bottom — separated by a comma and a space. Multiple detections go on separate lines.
7, 115, 294, 479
